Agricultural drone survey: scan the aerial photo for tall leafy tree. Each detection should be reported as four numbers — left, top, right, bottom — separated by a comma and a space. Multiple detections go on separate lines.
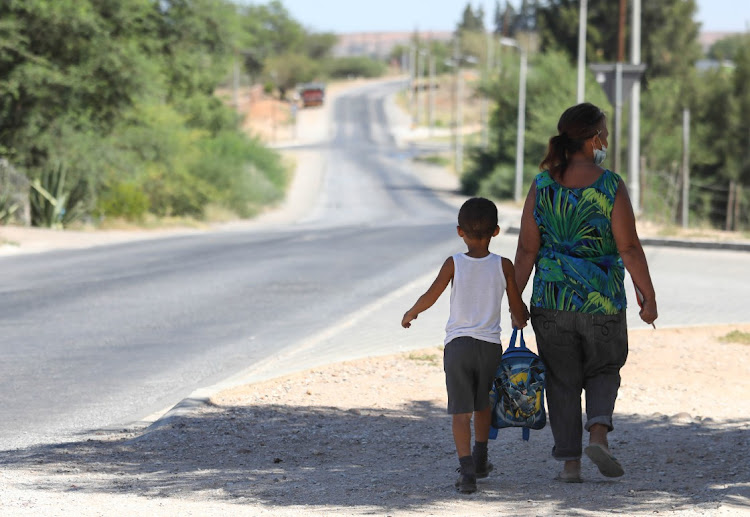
457, 3, 485, 34
536, 0, 701, 82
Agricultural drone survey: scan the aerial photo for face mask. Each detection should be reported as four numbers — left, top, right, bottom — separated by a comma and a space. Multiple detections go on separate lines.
593, 144, 607, 166
592, 134, 607, 166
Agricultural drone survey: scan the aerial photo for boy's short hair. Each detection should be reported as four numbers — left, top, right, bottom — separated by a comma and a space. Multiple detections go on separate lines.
458, 197, 498, 239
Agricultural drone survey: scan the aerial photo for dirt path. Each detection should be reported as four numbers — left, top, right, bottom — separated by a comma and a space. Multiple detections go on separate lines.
1, 324, 749, 516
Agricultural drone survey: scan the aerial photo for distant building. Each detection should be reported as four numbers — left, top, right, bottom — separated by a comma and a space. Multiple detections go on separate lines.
333, 31, 453, 59
698, 31, 744, 54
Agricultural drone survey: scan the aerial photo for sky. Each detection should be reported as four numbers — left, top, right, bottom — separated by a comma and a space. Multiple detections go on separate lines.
257, 0, 749, 34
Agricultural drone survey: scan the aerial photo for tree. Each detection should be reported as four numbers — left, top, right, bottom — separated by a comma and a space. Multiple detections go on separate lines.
732, 36, 750, 186
708, 34, 748, 61
536, 0, 701, 83
0, 0, 289, 225
264, 52, 318, 99
463, 51, 610, 197
514, 0, 537, 33
457, 3, 485, 34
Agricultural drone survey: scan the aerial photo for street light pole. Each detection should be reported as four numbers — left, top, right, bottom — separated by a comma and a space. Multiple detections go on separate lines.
577, 0, 587, 103
629, 0, 642, 213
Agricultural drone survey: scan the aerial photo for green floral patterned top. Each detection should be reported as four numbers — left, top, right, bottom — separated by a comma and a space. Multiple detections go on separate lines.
531, 169, 626, 314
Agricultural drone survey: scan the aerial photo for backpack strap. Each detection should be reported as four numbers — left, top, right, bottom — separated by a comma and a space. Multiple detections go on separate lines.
508, 327, 527, 350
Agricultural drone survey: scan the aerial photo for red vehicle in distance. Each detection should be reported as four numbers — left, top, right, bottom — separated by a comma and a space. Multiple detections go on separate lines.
298, 83, 325, 108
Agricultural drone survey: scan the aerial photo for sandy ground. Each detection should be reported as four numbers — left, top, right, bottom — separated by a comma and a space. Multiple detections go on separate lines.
1, 325, 749, 516
1, 79, 750, 516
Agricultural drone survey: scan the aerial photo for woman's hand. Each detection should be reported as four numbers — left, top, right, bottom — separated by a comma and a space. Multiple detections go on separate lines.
639, 298, 658, 326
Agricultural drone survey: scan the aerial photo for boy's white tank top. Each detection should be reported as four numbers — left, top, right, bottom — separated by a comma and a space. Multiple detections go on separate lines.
444, 252, 506, 345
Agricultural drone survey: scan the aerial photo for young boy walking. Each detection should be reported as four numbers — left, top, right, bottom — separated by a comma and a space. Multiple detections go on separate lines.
401, 197, 529, 494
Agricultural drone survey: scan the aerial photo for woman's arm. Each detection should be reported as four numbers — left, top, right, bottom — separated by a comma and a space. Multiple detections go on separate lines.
612, 180, 658, 325
502, 257, 529, 328
514, 184, 541, 294
401, 257, 454, 328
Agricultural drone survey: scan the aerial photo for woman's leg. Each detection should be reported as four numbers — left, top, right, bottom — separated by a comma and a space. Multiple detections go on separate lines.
531, 308, 585, 462
581, 312, 629, 477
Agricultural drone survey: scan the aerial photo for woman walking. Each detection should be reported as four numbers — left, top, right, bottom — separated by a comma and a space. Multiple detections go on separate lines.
513, 103, 658, 482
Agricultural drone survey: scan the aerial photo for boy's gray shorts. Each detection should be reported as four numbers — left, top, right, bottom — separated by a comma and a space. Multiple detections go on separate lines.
443, 336, 502, 414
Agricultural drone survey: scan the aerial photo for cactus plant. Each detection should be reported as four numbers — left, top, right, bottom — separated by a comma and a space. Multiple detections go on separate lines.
29, 162, 86, 228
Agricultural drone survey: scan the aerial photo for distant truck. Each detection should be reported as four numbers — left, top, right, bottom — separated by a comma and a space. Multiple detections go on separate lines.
298, 83, 325, 108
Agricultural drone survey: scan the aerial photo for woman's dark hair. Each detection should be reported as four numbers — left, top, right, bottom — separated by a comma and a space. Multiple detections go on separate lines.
458, 197, 498, 239
539, 103, 606, 178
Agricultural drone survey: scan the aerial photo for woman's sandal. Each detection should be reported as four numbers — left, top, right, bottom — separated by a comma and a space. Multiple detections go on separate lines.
584, 443, 625, 478
554, 471, 583, 483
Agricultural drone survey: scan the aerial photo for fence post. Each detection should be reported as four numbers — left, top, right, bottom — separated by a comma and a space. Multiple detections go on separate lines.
681, 108, 690, 229
726, 180, 736, 231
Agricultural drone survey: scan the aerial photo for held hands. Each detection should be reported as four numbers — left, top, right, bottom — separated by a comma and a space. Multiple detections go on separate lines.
510, 303, 530, 329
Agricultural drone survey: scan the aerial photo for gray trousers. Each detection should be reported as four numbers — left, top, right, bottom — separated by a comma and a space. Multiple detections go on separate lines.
531, 307, 628, 461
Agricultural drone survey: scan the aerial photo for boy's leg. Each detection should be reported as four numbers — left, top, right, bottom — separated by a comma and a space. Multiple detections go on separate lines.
472, 406, 493, 478
473, 406, 492, 442
471, 341, 502, 478
452, 413, 473, 458
452, 413, 477, 493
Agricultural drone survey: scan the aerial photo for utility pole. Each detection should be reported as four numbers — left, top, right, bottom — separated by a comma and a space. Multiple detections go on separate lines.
515, 48, 527, 202
409, 44, 417, 125
457, 69, 464, 176
629, 0, 642, 213
428, 53, 436, 136
416, 49, 423, 127
681, 108, 690, 228
614, 0, 626, 177
577, 0, 587, 103
481, 31, 493, 149
453, 36, 462, 175
618, 0, 626, 62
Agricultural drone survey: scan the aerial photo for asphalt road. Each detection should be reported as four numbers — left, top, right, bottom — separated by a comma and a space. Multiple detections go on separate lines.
1, 81, 748, 451
0, 81, 463, 450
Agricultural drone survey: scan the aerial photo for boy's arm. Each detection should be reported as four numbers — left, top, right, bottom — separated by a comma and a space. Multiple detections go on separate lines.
502, 257, 529, 329
401, 257, 454, 328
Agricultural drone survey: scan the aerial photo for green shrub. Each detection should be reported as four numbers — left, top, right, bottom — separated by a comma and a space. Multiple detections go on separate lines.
324, 56, 387, 78
191, 131, 286, 217
477, 164, 516, 200
96, 181, 150, 221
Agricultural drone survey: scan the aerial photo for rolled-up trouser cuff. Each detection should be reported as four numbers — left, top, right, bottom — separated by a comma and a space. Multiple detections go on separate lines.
585, 415, 614, 432
551, 446, 581, 462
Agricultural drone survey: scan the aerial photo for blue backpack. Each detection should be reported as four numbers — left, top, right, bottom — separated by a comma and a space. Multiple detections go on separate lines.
489, 328, 547, 441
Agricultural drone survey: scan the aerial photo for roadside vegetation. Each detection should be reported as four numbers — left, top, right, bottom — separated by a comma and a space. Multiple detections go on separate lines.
720, 330, 750, 345
399, 1, 750, 233
0, 0, 387, 229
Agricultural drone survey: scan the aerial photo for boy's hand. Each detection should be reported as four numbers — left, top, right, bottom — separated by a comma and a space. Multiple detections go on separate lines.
401, 311, 417, 328
510, 303, 530, 329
